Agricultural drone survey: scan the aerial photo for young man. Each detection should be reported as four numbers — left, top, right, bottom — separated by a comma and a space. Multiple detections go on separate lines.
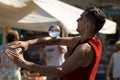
6, 7, 106, 80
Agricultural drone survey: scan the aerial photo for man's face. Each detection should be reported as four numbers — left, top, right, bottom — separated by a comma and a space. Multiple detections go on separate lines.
76, 13, 87, 35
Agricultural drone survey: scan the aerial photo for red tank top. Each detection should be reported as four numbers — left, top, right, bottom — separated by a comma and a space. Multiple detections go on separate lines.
61, 37, 102, 80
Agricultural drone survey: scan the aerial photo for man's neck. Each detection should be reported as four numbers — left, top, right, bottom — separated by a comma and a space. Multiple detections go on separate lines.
80, 34, 94, 42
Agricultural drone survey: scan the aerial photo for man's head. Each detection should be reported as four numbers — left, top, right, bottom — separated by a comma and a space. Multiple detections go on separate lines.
6, 30, 19, 43
77, 7, 106, 35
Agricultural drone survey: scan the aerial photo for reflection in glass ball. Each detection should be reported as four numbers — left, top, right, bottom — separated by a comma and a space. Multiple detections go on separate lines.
48, 25, 60, 38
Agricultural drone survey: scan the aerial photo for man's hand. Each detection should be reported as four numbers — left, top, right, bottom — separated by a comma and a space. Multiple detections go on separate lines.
8, 41, 29, 51
5, 49, 27, 68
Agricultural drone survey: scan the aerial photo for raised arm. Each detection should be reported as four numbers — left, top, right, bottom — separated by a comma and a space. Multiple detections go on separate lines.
27, 36, 80, 47
8, 36, 81, 51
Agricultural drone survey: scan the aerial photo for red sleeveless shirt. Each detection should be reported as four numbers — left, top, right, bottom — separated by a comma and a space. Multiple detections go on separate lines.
61, 37, 102, 80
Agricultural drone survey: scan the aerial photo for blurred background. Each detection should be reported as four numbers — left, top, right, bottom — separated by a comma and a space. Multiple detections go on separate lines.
0, 0, 120, 80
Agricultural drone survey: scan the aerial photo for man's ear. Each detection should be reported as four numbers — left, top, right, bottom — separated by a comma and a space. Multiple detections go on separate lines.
85, 23, 91, 28
85, 22, 92, 31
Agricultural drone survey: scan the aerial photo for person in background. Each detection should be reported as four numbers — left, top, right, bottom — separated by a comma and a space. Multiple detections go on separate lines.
40, 45, 67, 80
6, 6, 106, 80
0, 30, 21, 80
40, 25, 68, 80
106, 40, 120, 80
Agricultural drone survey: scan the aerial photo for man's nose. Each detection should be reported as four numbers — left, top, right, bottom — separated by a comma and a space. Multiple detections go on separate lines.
77, 18, 79, 22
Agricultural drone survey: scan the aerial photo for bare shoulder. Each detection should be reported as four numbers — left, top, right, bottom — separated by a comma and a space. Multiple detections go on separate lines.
76, 43, 95, 67
59, 36, 81, 47
60, 42, 94, 73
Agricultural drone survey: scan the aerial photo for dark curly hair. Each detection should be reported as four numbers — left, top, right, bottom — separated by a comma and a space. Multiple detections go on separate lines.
84, 7, 106, 33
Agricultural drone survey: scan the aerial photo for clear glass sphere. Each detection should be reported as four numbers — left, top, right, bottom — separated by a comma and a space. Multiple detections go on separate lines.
48, 25, 60, 38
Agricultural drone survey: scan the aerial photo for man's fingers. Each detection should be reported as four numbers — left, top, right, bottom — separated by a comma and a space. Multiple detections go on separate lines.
5, 50, 17, 60
8, 41, 20, 48
6, 50, 21, 67
8, 41, 17, 46
8, 44, 19, 48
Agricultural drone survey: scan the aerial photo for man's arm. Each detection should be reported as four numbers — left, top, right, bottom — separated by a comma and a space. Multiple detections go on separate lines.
6, 42, 94, 77
8, 36, 81, 50
27, 36, 81, 47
